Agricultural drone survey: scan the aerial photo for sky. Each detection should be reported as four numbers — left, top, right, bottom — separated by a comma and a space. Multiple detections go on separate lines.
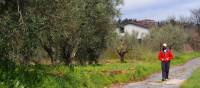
119, 0, 200, 21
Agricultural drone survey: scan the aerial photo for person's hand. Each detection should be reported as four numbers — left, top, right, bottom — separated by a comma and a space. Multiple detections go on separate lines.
166, 58, 169, 61
162, 59, 164, 61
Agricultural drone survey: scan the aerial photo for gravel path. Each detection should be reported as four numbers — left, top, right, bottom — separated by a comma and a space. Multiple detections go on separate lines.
121, 57, 200, 88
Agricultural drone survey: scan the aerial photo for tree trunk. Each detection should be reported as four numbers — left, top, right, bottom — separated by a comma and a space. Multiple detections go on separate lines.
88, 59, 98, 65
64, 42, 79, 65
50, 55, 54, 65
43, 45, 55, 65
94, 59, 98, 64
197, 23, 200, 34
63, 46, 75, 65
118, 51, 126, 63
23, 55, 30, 65
119, 54, 125, 63
63, 49, 72, 65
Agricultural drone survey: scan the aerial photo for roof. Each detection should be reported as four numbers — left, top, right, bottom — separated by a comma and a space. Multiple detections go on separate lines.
124, 24, 149, 31
120, 19, 157, 29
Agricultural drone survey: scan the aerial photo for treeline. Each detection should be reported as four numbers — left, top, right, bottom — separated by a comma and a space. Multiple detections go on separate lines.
0, 0, 122, 65
108, 8, 200, 62
107, 24, 188, 62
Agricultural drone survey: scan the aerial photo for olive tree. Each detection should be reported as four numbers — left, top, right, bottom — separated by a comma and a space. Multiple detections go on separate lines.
191, 8, 200, 34
0, 0, 123, 66
107, 33, 138, 62
145, 24, 188, 51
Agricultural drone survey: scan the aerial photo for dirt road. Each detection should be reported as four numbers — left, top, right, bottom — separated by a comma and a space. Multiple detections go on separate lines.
118, 57, 200, 88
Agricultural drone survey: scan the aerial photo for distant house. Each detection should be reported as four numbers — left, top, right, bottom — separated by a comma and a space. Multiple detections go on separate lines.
116, 19, 156, 40
116, 24, 150, 39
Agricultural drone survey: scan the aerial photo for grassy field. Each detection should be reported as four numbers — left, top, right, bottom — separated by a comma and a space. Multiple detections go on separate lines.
181, 67, 200, 88
0, 52, 200, 88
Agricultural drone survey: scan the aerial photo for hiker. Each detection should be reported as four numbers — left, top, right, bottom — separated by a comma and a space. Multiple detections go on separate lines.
158, 43, 173, 81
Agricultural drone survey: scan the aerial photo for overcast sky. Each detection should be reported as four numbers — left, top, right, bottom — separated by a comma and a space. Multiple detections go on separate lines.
119, 0, 200, 21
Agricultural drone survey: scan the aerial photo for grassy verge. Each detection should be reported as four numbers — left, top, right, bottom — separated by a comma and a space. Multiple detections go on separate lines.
171, 52, 200, 66
0, 52, 200, 88
181, 67, 200, 88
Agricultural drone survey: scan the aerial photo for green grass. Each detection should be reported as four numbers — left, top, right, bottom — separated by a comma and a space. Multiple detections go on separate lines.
181, 67, 200, 88
0, 52, 200, 88
171, 52, 200, 66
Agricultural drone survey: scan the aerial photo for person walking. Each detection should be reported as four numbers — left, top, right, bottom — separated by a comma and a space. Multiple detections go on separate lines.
158, 43, 173, 81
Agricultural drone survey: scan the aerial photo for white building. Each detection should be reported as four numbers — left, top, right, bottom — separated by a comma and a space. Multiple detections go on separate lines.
116, 24, 150, 39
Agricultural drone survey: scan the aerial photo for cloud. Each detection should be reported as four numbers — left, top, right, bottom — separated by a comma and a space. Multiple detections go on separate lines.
120, 0, 172, 12
120, 0, 160, 10
120, 0, 200, 21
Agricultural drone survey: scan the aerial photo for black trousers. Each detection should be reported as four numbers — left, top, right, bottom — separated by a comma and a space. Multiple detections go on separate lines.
161, 61, 170, 79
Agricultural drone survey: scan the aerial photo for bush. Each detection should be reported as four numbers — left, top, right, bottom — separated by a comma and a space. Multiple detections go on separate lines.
0, 59, 45, 88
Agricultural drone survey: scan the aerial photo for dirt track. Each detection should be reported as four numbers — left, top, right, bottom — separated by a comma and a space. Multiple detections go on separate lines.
115, 57, 200, 88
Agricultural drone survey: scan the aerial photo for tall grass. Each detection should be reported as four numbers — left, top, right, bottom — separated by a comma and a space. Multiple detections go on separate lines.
0, 52, 200, 88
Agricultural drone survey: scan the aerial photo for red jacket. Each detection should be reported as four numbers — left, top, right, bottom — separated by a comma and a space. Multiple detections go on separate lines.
158, 49, 173, 62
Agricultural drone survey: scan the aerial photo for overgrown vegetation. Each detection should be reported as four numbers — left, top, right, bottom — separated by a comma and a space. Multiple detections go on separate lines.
1, 52, 200, 88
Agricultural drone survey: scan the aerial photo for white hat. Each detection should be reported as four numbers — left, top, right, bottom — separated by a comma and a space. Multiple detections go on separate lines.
163, 43, 167, 47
